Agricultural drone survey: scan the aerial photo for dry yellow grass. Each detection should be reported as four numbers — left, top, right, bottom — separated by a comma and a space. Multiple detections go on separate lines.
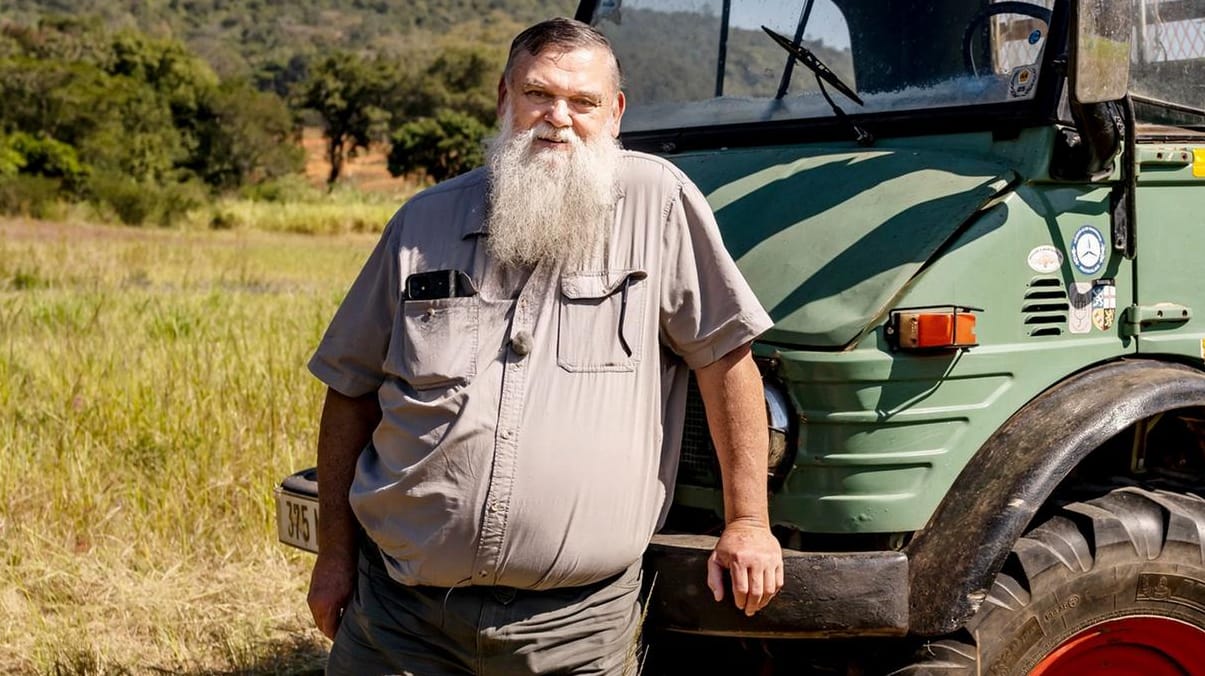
0, 217, 382, 674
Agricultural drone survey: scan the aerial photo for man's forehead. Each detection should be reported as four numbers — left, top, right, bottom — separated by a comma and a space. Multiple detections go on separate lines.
510, 46, 617, 89
519, 73, 607, 99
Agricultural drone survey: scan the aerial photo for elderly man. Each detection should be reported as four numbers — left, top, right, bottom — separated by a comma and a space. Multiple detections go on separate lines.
307, 17, 783, 675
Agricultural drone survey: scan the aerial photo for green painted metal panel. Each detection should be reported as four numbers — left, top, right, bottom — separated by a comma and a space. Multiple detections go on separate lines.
1133, 143, 1205, 362
675, 180, 1137, 532
669, 142, 1015, 347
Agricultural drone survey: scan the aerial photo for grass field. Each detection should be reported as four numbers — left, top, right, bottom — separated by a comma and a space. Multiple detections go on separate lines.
0, 217, 383, 674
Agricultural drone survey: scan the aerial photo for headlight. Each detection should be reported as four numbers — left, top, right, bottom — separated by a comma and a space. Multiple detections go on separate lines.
764, 379, 797, 486
679, 374, 799, 488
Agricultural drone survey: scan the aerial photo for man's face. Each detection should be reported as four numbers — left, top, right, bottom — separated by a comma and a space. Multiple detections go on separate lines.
498, 45, 625, 151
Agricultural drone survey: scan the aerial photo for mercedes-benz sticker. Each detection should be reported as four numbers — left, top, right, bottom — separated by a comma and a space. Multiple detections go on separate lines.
1070, 225, 1105, 275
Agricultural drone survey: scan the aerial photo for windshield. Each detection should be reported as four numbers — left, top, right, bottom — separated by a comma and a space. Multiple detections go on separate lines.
590, 0, 1056, 133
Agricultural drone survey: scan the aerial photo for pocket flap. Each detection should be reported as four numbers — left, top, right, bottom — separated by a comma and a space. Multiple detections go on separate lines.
559, 270, 648, 300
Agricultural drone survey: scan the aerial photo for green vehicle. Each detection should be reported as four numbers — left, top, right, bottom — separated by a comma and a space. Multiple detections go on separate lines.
278, 0, 1205, 672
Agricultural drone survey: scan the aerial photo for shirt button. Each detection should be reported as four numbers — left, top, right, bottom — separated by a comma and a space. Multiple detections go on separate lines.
500, 430, 512, 440
479, 570, 488, 577
510, 331, 532, 356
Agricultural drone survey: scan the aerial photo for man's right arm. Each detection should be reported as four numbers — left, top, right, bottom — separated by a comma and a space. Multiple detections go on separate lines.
307, 387, 381, 640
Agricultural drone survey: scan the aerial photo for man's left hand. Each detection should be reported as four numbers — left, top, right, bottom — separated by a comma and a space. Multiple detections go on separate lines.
707, 518, 784, 616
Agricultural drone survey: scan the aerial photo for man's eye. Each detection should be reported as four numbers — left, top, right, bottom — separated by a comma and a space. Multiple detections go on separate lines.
571, 98, 600, 110
525, 90, 552, 102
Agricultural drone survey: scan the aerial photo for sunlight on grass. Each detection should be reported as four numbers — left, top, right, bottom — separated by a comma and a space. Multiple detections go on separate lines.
197, 178, 417, 235
0, 219, 378, 674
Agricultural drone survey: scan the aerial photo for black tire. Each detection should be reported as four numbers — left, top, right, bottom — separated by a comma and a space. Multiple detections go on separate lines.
892, 487, 1205, 675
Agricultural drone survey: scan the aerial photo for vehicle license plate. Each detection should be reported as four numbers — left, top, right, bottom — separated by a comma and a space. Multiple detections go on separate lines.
276, 488, 319, 553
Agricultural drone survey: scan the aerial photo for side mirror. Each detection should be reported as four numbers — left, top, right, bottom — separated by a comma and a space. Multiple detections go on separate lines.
1071, 0, 1133, 103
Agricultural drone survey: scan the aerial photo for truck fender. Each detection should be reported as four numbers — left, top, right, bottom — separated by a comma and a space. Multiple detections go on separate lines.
906, 358, 1205, 636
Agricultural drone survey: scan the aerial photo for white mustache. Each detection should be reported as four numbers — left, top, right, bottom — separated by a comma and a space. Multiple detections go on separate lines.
532, 123, 579, 145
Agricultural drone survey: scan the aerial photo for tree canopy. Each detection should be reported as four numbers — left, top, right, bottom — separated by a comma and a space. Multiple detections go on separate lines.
0, 19, 302, 222
0, 1, 580, 221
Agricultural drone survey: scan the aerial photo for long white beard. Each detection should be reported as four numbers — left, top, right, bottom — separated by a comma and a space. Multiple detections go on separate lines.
484, 111, 621, 269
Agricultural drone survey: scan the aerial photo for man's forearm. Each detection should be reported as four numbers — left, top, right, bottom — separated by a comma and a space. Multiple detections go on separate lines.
695, 344, 770, 524
316, 387, 382, 560
694, 343, 783, 615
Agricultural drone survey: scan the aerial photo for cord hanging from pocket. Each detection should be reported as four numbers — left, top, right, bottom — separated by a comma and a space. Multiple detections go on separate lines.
617, 274, 633, 357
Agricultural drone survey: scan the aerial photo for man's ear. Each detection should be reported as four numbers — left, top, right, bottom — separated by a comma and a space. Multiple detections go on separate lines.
496, 75, 508, 120
610, 90, 626, 138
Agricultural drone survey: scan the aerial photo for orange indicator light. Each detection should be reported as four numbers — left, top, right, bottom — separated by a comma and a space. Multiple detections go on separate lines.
892, 308, 979, 350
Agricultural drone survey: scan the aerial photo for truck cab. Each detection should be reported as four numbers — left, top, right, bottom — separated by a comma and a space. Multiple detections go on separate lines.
280, 1, 1205, 672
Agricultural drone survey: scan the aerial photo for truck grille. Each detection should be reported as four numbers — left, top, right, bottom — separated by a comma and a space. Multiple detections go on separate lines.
679, 375, 721, 487
1023, 276, 1069, 337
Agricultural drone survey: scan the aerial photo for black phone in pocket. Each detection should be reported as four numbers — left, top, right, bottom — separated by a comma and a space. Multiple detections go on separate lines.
404, 269, 478, 300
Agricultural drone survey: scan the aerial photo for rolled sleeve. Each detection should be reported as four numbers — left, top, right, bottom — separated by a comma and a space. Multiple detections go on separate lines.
659, 180, 773, 370
309, 214, 402, 397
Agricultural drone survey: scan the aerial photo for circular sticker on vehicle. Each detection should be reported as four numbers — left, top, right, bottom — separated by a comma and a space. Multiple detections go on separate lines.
1070, 225, 1106, 275
1027, 245, 1063, 273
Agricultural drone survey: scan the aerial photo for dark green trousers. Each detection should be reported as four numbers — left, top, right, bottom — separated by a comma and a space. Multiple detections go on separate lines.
326, 550, 642, 676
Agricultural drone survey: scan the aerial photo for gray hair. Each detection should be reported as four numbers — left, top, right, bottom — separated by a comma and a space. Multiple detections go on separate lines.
503, 17, 623, 91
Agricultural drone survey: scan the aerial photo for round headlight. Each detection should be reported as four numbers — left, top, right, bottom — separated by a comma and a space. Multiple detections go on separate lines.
763, 380, 796, 483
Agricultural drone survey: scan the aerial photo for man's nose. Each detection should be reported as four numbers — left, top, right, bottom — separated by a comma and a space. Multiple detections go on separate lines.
544, 99, 572, 127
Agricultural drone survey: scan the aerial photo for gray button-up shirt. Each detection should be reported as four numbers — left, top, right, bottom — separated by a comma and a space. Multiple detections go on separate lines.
310, 150, 772, 590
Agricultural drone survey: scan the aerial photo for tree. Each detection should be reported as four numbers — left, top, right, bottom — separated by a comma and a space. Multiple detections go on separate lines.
387, 109, 488, 182
0, 135, 26, 177
0, 57, 185, 183
298, 50, 393, 185
407, 43, 504, 125
189, 79, 304, 189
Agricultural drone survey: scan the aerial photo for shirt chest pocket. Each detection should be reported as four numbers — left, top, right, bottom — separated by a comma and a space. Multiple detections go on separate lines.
557, 270, 648, 373
385, 298, 479, 390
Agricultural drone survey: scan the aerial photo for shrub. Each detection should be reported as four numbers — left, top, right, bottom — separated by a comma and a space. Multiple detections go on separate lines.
0, 174, 64, 219
86, 174, 155, 225
154, 179, 209, 226
238, 174, 323, 203
388, 109, 488, 182
85, 175, 207, 226
0, 134, 26, 176
11, 132, 86, 183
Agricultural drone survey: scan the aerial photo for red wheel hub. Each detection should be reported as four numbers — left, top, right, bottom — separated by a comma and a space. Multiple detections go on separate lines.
1029, 616, 1205, 676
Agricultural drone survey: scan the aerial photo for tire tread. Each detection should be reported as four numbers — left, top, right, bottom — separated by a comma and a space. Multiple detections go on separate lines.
892, 487, 1205, 675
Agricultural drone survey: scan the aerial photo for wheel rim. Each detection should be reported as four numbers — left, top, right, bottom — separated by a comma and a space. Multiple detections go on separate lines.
1029, 616, 1205, 676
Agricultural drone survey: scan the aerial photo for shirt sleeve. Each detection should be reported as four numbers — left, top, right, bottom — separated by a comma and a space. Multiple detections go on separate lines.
308, 212, 403, 397
659, 177, 773, 370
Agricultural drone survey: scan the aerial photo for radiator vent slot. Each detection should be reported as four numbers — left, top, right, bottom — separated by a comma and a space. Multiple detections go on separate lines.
1023, 276, 1068, 337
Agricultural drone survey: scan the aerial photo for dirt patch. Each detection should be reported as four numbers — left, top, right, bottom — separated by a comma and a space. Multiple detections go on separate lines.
302, 127, 417, 193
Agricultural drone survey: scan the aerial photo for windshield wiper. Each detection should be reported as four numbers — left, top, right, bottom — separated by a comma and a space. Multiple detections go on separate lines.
763, 25, 873, 146
774, 0, 817, 100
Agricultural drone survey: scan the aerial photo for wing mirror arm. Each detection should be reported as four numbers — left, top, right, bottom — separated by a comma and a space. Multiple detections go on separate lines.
1108, 94, 1137, 259
1066, 0, 1136, 259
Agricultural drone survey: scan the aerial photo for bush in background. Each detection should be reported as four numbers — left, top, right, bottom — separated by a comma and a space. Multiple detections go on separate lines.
85, 175, 208, 226
0, 174, 64, 220
388, 109, 488, 182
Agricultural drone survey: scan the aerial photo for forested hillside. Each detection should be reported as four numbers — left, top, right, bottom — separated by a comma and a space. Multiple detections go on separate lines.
0, 0, 576, 226
0, 0, 576, 79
